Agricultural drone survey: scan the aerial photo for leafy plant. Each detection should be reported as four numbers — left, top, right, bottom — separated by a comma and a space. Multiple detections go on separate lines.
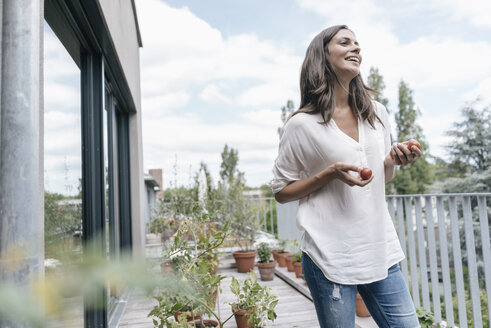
292, 251, 302, 263
230, 271, 278, 327
149, 217, 179, 243
416, 307, 435, 328
416, 307, 451, 328
257, 243, 272, 263
276, 238, 289, 253
149, 207, 231, 327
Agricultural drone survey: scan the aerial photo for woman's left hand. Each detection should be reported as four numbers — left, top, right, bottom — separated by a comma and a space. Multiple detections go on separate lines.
387, 139, 423, 166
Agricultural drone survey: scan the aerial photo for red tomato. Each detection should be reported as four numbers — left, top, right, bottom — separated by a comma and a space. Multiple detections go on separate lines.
407, 140, 421, 151
359, 168, 372, 180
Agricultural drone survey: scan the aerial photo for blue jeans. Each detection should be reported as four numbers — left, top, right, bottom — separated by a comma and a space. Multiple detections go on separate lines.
302, 252, 420, 328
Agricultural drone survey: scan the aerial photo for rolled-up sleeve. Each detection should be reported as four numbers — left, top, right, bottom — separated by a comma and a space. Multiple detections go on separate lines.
270, 119, 305, 194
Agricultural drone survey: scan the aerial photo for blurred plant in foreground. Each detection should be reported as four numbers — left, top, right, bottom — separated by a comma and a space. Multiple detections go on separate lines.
0, 239, 189, 327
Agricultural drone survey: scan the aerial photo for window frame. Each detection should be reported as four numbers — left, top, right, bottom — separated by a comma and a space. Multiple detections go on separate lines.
44, 1, 137, 326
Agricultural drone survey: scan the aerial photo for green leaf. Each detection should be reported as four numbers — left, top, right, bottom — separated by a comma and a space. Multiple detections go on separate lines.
230, 277, 239, 295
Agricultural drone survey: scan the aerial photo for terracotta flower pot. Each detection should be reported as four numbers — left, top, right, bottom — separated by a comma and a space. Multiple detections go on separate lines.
191, 319, 220, 327
276, 252, 290, 267
173, 308, 201, 322
293, 261, 302, 278
233, 250, 257, 273
160, 260, 173, 275
232, 308, 255, 328
257, 260, 276, 281
355, 293, 371, 317
285, 255, 294, 272
272, 250, 279, 263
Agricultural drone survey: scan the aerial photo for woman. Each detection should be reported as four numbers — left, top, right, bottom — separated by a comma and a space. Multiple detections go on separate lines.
271, 25, 421, 328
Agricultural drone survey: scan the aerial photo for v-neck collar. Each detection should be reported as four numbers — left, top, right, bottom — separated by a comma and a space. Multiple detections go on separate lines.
329, 117, 364, 147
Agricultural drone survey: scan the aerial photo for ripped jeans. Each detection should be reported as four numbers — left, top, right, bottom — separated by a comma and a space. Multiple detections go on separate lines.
302, 253, 420, 328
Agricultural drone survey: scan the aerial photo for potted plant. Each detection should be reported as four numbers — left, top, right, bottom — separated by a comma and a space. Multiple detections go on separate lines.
284, 255, 295, 272
272, 238, 290, 268
229, 271, 278, 328
227, 182, 261, 273
149, 216, 179, 244
291, 251, 303, 278
256, 243, 276, 281
149, 207, 231, 327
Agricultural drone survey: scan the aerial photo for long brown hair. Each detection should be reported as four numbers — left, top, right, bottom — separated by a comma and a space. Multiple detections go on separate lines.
293, 25, 382, 128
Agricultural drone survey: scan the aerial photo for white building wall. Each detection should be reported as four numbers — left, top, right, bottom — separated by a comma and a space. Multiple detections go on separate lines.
97, 0, 146, 256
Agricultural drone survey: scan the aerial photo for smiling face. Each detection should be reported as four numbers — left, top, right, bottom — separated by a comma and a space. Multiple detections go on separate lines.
327, 29, 362, 81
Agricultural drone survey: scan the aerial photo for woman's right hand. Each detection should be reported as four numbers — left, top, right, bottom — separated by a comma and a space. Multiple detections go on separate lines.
331, 162, 374, 187
274, 161, 373, 203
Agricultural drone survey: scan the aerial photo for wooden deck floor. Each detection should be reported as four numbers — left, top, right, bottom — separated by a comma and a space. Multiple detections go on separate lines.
118, 265, 320, 327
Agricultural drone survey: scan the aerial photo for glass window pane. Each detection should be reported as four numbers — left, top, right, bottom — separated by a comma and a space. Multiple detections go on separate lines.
44, 21, 83, 327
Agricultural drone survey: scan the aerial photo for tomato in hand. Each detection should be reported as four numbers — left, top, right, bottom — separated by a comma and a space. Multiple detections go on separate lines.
359, 168, 372, 180
407, 140, 421, 151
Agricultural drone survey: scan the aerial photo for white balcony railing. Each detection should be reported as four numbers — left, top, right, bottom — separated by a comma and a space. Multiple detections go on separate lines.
274, 193, 491, 328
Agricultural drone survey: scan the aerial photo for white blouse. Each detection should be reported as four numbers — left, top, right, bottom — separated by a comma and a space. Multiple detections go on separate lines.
271, 101, 404, 285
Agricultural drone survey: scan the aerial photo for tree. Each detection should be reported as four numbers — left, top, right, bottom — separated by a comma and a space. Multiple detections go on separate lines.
445, 100, 490, 173
277, 100, 295, 136
219, 144, 243, 186
193, 161, 214, 197
366, 67, 389, 108
394, 80, 425, 144
366, 67, 395, 191
44, 191, 81, 258
389, 80, 434, 194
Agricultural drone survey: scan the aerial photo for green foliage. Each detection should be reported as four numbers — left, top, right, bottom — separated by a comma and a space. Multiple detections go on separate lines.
149, 207, 231, 327
395, 80, 425, 144
230, 271, 278, 327
277, 100, 295, 136
416, 307, 452, 328
429, 166, 491, 194
276, 238, 289, 253
416, 307, 435, 328
1, 246, 178, 328
217, 144, 260, 251
389, 80, 434, 194
390, 157, 436, 194
44, 191, 81, 258
292, 251, 302, 263
259, 183, 274, 198
446, 100, 491, 173
257, 243, 272, 263
148, 217, 179, 243
227, 181, 261, 251
219, 144, 243, 185
367, 67, 389, 108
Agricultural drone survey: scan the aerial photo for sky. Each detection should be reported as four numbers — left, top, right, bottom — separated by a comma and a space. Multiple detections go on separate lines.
43, 0, 491, 194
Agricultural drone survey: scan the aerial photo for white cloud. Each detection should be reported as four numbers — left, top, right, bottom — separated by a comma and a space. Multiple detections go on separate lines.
429, 0, 491, 28
43, 26, 83, 195
142, 92, 191, 117
297, 0, 491, 92
44, 82, 80, 112
241, 109, 283, 127
237, 82, 299, 108
137, 0, 302, 97
136, 0, 303, 187
199, 84, 231, 104
142, 109, 282, 187
462, 77, 491, 104
135, 0, 491, 187
296, 0, 491, 162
